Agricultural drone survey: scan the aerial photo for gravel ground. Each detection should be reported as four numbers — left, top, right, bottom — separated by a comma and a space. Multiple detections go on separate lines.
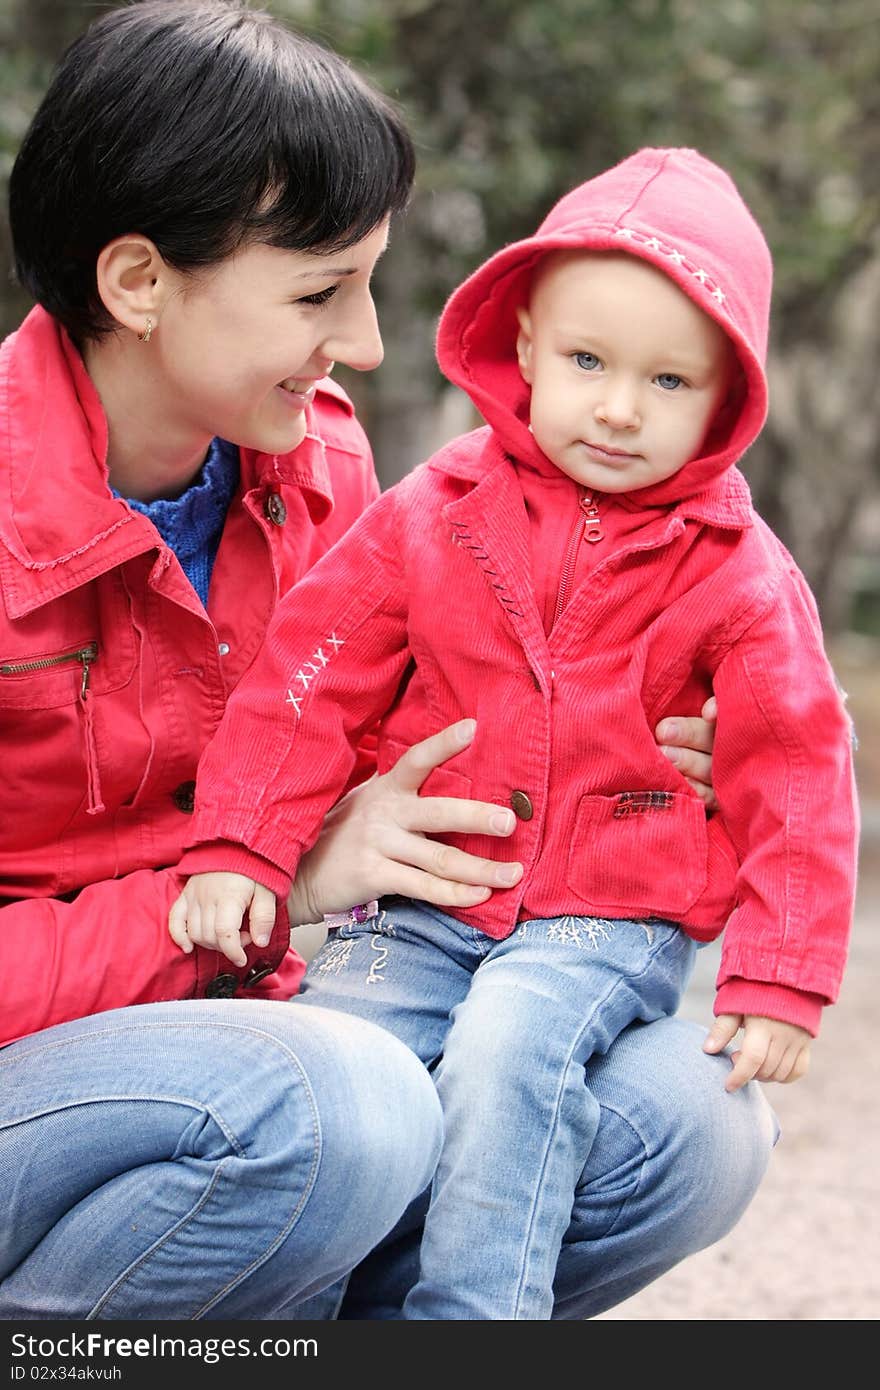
596, 822, 879, 1321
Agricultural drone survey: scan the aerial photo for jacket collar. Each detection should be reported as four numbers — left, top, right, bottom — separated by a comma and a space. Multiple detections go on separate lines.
0, 308, 339, 616
429, 426, 755, 531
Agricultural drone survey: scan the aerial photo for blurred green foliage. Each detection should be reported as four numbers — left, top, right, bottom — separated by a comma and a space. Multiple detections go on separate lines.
0, 0, 878, 627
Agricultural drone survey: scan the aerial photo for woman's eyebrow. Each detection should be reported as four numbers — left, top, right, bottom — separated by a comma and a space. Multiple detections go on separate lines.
293, 265, 359, 280
294, 241, 392, 280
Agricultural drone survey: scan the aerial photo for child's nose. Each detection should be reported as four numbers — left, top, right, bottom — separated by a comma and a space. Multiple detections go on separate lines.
595, 382, 640, 430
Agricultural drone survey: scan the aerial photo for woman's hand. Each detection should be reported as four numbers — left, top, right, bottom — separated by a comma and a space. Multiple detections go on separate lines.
288, 719, 523, 925
289, 699, 720, 924
655, 696, 718, 810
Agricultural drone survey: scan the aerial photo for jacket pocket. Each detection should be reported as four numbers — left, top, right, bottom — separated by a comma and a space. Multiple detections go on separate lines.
567, 790, 708, 918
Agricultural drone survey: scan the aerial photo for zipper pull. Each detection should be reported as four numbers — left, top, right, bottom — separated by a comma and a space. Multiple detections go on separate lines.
580, 492, 603, 543
79, 645, 95, 699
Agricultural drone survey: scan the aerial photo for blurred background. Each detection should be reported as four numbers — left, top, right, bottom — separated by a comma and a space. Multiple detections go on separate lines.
1, 0, 877, 1318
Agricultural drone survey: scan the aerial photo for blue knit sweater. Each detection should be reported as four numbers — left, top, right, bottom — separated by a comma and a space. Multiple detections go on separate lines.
115, 438, 240, 607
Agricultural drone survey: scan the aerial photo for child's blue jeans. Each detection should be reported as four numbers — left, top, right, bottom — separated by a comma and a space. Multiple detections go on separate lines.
294, 897, 699, 1319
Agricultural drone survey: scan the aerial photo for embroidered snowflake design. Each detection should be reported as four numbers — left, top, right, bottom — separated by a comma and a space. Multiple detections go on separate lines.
548, 916, 614, 950
315, 936, 355, 975
285, 632, 345, 717
613, 226, 728, 308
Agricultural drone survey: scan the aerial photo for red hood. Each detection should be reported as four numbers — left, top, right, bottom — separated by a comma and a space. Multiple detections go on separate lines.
436, 147, 771, 506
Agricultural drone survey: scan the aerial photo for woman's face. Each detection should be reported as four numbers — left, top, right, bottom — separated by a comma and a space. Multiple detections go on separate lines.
152, 220, 389, 461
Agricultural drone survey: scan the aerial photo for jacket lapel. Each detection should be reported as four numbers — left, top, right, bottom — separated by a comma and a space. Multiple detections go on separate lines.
441, 450, 550, 677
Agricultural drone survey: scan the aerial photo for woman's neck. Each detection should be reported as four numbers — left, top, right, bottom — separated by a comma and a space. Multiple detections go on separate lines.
81, 331, 210, 502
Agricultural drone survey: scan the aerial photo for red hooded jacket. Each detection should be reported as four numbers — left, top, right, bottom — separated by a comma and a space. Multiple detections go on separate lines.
184, 149, 859, 1035
0, 306, 379, 1045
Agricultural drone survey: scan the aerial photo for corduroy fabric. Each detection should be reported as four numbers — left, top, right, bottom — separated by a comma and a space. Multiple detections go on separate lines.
0, 306, 380, 1045
184, 150, 859, 1035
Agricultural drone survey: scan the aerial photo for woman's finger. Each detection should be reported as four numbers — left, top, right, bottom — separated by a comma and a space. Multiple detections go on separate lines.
385, 720, 476, 794
659, 744, 713, 788
368, 861, 495, 910
397, 794, 515, 839
378, 825, 522, 888
655, 713, 716, 756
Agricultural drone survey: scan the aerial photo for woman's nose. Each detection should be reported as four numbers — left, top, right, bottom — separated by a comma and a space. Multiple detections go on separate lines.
327, 291, 384, 373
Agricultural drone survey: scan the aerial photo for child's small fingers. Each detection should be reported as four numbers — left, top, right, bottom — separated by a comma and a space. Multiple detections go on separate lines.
704, 1014, 740, 1053
168, 896, 193, 954
724, 1047, 762, 1093
755, 1036, 787, 1082
212, 901, 249, 967
774, 1042, 811, 1085
248, 885, 277, 948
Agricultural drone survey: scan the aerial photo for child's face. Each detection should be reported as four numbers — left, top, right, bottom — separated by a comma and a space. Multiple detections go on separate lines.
516, 251, 734, 492
152, 220, 389, 459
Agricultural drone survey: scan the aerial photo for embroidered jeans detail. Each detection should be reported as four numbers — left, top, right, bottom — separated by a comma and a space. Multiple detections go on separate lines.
367, 931, 392, 986
547, 916, 614, 950
315, 937, 356, 976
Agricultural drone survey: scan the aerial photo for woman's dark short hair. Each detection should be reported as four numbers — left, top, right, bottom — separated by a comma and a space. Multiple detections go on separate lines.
9, 0, 415, 340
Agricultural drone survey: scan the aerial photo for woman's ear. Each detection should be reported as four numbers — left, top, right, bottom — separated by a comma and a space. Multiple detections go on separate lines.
95, 235, 166, 339
515, 305, 534, 384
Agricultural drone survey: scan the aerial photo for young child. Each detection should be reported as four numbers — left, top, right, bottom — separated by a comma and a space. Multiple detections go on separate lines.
172, 147, 858, 1319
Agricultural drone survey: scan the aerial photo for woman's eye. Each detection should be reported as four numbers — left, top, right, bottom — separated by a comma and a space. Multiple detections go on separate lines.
656, 373, 684, 390
297, 285, 338, 307
574, 351, 601, 371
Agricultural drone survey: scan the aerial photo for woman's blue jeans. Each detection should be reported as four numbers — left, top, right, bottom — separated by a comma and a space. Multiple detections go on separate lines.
292, 900, 779, 1320
0, 999, 443, 1319
0, 956, 778, 1320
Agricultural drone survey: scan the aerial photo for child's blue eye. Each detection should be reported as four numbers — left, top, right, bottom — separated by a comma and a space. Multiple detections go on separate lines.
297, 285, 338, 307
656, 373, 683, 390
574, 351, 601, 371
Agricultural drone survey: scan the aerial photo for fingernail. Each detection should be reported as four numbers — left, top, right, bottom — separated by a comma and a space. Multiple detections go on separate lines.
497, 862, 522, 886
490, 810, 514, 834
660, 744, 680, 764
456, 718, 477, 746
661, 721, 679, 741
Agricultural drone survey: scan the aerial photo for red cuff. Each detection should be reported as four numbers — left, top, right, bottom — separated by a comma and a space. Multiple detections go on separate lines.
714, 978, 826, 1036
177, 839, 292, 901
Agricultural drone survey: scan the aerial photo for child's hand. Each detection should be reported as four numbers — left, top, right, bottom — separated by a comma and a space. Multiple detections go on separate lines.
168, 872, 277, 968
703, 1013, 811, 1093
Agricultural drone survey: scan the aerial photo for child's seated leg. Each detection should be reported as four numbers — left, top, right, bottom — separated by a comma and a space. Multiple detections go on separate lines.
313, 1014, 776, 1320
402, 915, 696, 1320
294, 896, 482, 1066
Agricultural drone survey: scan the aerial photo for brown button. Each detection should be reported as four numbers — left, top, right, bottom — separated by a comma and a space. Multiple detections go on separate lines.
264, 492, 287, 526
242, 961, 276, 988
510, 790, 533, 821
172, 780, 196, 814
204, 973, 238, 999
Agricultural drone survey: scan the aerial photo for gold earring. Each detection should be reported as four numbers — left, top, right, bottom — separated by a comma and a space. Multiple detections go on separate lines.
138, 318, 153, 344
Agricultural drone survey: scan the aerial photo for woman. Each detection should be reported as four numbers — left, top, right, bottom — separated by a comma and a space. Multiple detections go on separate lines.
0, 0, 774, 1320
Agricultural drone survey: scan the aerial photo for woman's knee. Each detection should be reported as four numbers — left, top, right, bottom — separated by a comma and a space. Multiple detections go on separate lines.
585, 1016, 778, 1243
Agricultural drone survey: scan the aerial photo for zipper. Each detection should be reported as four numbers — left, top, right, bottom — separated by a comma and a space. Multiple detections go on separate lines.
1, 641, 98, 697
0, 642, 104, 814
553, 491, 603, 626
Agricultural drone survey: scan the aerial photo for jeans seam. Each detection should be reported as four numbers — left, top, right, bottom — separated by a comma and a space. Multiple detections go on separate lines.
512, 973, 637, 1318
575, 1101, 650, 1244
72, 1023, 323, 1320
